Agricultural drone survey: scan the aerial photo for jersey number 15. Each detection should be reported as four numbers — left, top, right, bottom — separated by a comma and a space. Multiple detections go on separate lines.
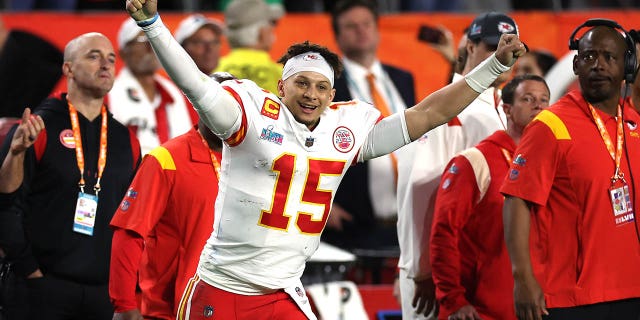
259, 153, 346, 235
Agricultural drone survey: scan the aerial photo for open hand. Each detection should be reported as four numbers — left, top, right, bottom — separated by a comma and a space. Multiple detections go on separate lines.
10, 108, 44, 156
429, 26, 456, 64
448, 304, 482, 320
514, 275, 548, 320
413, 277, 437, 317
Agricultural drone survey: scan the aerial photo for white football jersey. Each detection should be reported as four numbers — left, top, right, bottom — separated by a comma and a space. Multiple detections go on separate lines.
197, 79, 380, 294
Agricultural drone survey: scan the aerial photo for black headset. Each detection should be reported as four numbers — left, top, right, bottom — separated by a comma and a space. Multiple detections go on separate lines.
570, 19, 640, 244
568, 18, 638, 84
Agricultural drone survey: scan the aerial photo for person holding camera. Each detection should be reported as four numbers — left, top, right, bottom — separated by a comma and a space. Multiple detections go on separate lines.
395, 11, 519, 319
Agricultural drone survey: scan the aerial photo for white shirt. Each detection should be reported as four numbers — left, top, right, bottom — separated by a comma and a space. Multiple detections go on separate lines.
396, 73, 506, 279
341, 57, 408, 219
108, 67, 193, 155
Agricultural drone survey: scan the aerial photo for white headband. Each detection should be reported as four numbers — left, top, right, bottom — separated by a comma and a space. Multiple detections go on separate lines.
282, 52, 334, 87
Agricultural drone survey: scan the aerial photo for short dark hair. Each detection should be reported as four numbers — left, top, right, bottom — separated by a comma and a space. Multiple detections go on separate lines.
468, 37, 498, 52
277, 41, 344, 80
502, 74, 549, 105
331, 0, 379, 37
531, 50, 558, 76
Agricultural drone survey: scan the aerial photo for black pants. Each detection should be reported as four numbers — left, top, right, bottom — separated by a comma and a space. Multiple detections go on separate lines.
5, 275, 112, 320
0, 263, 28, 320
545, 298, 640, 320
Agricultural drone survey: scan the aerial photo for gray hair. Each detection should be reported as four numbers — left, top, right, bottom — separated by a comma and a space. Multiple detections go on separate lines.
227, 20, 270, 48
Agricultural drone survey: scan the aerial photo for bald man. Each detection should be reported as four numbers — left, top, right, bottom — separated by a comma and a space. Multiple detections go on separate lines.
0, 32, 140, 319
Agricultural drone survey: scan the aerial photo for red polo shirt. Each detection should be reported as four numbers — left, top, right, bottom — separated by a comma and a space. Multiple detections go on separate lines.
110, 127, 220, 319
500, 90, 640, 308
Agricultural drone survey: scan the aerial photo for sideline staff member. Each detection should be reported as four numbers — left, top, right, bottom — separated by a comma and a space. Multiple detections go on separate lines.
0, 32, 140, 319
502, 21, 640, 320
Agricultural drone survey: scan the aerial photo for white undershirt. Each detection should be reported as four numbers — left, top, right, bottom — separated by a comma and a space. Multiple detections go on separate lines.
342, 57, 407, 219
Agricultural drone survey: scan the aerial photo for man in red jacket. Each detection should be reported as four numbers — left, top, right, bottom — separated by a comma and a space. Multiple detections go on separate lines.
502, 22, 640, 320
109, 73, 234, 320
431, 74, 549, 320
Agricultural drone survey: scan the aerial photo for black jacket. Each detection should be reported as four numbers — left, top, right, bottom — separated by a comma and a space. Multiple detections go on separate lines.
0, 94, 140, 284
322, 64, 415, 249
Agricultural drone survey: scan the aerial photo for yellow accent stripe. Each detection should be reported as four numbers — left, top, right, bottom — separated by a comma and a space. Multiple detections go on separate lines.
177, 274, 199, 320
148, 146, 176, 170
533, 110, 572, 140
226, 124, 246, 146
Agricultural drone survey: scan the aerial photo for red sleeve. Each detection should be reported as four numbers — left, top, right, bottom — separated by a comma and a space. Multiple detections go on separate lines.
33, 128, 47, 162
110, 153, 172, 237
430, 155, 478, 316
500, 119, 560, 206
222, 85, 248, 147
109, 228, 144, 312
128, 129, 141, 170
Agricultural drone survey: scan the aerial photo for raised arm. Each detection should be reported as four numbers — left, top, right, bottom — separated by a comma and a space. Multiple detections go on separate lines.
125, 0, 240, 138
405, 33, 524, 140
358, 34, 524, 161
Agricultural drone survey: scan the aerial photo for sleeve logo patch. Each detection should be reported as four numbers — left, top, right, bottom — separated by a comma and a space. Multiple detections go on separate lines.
120, 199, 130, 211
261, 99, 281, 120
126, 188, 138, 199
513, 154, 526, 166
509, 169, 520, 180
442, 178, 451, 189
259, 125, 284, 145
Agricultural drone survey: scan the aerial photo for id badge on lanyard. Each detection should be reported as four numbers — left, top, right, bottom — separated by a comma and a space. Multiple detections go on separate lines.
589, 104, 635, 226
609, 182, 634, 226
68, 103, 108, 236
73, 192, 98, 235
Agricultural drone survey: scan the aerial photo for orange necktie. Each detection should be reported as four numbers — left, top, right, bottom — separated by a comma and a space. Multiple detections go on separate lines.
366, 72, 398, 184
366, 73, 392, 117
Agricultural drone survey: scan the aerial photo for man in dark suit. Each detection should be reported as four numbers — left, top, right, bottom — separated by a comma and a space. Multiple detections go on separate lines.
322, 0, 415, 263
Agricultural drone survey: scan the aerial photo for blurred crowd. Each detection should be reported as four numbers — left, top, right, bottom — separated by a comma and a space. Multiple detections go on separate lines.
2, 0, 640, 12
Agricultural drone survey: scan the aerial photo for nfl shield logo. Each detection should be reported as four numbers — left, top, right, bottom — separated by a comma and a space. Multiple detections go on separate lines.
305, 137, 315, 147
203, 305, 214, 317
